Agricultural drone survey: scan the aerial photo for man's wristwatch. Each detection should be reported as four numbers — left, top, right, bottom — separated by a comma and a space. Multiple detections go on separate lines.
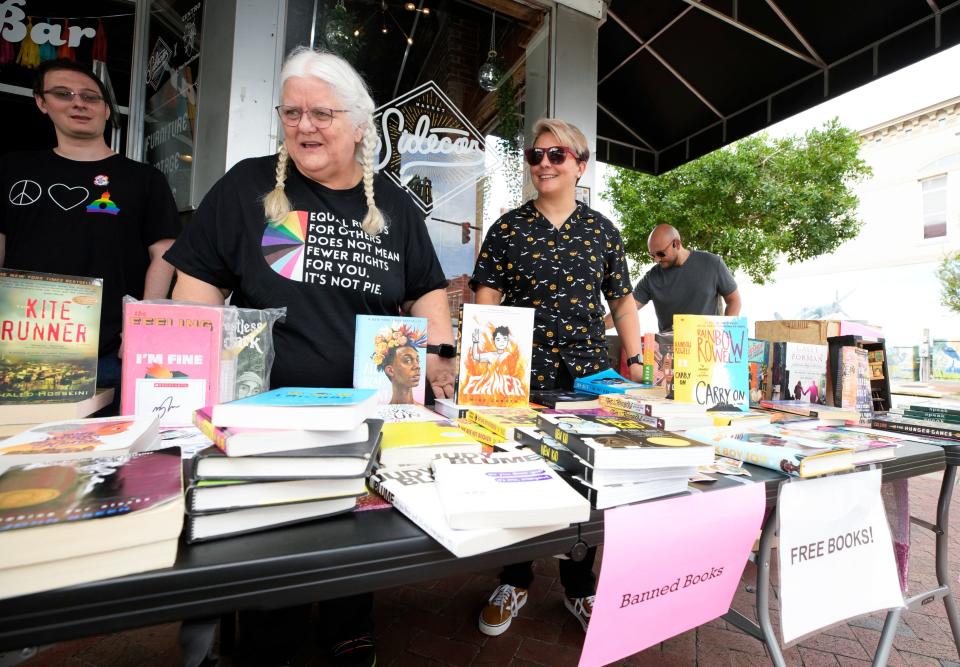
626, 353, 643, 367
426, 343, 457, 358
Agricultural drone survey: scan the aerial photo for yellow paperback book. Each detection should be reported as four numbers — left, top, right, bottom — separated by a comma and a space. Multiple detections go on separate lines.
379, 420, 482, 467
673, 315, 749, 412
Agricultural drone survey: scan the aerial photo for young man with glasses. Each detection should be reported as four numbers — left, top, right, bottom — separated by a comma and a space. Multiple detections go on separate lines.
605, 223, 741, 334
0, 59, 180, 414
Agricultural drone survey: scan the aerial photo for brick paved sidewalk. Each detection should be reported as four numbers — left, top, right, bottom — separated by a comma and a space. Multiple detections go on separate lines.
14, 474, 960, 666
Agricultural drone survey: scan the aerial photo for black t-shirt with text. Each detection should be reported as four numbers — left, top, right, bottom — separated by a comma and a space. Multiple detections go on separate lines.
165, 155, 447, 389
0, 150, 181, 355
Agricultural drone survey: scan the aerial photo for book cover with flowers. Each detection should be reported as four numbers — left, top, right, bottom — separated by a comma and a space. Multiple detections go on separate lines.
121, 301, 224, 426
354, 315, 428, 404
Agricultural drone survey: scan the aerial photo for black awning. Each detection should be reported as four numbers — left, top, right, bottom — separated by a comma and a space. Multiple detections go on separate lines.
597, 0, 960, 173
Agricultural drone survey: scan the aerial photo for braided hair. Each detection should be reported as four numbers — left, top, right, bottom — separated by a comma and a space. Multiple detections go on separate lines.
265, 47, 386, 236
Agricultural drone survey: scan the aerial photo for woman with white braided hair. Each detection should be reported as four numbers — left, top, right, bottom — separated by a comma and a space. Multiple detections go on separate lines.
165, 47, 455, 667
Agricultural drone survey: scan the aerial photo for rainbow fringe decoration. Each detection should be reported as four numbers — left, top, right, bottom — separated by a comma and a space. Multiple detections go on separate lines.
15, 19, 39, 69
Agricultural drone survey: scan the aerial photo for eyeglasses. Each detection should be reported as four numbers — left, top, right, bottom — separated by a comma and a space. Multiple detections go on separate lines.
650, 240, 675, 259
43, 88, 104, 104
523, 145, 579, 166
275, 105, 349, 128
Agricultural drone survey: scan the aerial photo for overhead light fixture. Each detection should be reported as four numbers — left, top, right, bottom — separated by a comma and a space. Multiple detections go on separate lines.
324, 0, 353, 52
404, 2, 430, 14
477, 11, 502, 92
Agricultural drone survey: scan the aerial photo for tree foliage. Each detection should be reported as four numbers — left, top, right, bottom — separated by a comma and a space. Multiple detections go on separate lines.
603, 119, 872, 283
937, 251, 960, 314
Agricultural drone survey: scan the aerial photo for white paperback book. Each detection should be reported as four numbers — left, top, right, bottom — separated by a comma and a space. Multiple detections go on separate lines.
369, 464, 569, 558
432, 452, 591, 529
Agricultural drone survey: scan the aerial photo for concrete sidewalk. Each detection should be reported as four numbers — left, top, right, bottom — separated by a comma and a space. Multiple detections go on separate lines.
17, 473, 960, 666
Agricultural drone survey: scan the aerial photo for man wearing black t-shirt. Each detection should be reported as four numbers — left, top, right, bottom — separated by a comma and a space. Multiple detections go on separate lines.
0, 59, 181, 413
605, 224, 741, 333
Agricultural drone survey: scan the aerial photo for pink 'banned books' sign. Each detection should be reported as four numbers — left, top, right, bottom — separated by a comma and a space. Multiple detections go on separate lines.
579, 483, 765, 667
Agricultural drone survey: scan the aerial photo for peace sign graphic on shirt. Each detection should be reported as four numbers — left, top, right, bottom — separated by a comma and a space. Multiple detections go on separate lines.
8, 180, 42, 206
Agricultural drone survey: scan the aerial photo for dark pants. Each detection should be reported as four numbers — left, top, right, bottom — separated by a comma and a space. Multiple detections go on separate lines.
236, 593, 374, 659
94, 353, 122, 417
499, 546, 598, 599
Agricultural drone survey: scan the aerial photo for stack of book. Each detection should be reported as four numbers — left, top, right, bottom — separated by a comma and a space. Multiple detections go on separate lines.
460, 408, 537, 447
873, 400, 960, 441
597, 394, 770, 431
187, 387, 382, 542
0, 446, 183, 599
369, 451, 581, 558
523, 413, 714, 509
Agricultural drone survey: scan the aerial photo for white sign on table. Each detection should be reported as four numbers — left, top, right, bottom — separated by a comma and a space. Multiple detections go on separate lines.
778, 468, 903, 644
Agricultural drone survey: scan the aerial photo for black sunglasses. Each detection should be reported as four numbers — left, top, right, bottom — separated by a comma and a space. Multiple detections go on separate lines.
650, 240, 675, 258
523, 145, 579, 166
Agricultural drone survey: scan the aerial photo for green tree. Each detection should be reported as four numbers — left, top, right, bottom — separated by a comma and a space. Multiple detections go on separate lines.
603, 119, 872, 283
937, 251, 960, 313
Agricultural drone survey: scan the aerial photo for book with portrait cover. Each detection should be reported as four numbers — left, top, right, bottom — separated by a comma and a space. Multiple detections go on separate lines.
672, 315, 749, 412
121, 301, 225, 427
455, 304, 534, 407
0, 269, 102, 404
353, 315, 428, 405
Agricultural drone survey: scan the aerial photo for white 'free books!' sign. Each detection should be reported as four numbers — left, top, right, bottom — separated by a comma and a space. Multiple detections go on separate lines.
778, 468, 903, 644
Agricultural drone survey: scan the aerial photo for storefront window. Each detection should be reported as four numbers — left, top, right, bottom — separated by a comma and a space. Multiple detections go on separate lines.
144, 0, 202, 211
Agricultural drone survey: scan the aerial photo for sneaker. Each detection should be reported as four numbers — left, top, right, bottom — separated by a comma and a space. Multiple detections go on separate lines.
331, 632, 376, 667
564, 595, 594, 631
478, 584, 528, 636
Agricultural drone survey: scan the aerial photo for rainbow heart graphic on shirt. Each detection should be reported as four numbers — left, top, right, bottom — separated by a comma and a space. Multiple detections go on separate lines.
262, 210, 308, 281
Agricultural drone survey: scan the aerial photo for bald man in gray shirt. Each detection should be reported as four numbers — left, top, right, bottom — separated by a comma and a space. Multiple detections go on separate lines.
605, 224, 741, 334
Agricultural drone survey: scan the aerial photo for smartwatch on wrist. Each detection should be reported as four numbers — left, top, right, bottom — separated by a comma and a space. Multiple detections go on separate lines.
626, 353, 643, 367
426, 343, 457, 358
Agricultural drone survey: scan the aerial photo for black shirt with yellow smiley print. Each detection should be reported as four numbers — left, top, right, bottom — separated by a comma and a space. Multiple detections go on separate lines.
470, 200, 633, 390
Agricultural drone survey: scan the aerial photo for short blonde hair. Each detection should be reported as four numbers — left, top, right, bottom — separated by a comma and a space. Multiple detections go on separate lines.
531, 118, 589, 163
263, 47, 385, 236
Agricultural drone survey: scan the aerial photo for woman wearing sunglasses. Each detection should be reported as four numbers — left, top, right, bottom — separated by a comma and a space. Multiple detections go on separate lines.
469, 119, 643, 637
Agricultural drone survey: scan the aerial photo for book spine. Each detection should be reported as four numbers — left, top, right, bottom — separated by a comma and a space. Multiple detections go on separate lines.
368, 474, 459, 555
535, 416, 596, 466
192, 410, 229, 453
871, 419, 960, 441
597, 394, 644, 415
467, 410, 509, 439
902, 405, 960, 418
530, 438, 588, 479
894, 410, 960, 425
457, 418, 504, 446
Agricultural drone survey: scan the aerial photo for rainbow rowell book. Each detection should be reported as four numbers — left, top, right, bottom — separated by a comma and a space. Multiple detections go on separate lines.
0, 269, 102, 404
